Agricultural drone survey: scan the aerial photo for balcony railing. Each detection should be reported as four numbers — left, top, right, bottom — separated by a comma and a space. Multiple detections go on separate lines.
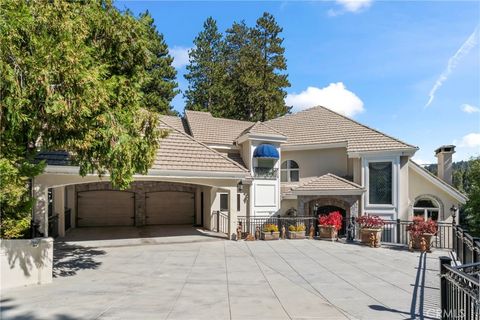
253, 167, 278, 180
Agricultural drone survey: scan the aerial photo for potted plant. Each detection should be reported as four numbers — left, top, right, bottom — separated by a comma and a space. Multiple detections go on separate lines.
407, 217, 438, 252
287, 224, 306, 239
357, 215, 385, 248
261, 223, 280, 240
318, 211, 343, 241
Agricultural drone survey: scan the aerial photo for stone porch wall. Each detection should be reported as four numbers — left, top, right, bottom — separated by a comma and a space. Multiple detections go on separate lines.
75, 181, 197, 226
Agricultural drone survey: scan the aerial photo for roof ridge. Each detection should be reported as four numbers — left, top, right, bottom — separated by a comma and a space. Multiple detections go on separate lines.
257, 121, 287, 137
159, 118, 249, 173
409, 160, 467, 198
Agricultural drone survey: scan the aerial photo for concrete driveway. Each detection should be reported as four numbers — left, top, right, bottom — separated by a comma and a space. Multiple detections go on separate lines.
1, 238, 446, 320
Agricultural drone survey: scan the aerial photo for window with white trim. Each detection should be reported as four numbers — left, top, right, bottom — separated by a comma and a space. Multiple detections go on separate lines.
413, 197, 440, 221
281, 160, 299, 182
368, 161, 393, 205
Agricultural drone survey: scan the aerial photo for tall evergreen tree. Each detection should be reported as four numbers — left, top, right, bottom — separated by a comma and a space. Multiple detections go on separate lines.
184, 17, 228, 116
250, 12, 291, 121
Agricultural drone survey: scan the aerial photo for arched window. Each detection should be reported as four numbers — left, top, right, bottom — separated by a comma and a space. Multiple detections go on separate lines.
413, 197, 441, 221
281, 160, 299, 182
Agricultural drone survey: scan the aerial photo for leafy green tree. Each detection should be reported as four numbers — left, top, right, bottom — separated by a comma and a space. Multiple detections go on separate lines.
184, 17, 229, 116
464, 157, 480, 236
0, 0, 177, 238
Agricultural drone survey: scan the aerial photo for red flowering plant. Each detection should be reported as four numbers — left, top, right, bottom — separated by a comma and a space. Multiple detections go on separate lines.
406, 216, 438, 239
356, 215, 385, 230
318, 211, 343, 231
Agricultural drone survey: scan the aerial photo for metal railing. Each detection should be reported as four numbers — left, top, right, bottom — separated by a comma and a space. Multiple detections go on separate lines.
253, 167, 278, 180
237, 216, 317, 237
48, 214, 59, 238
64, 208, 71, 231
212, 211, 229, 235
440, 257, 479, 320
453, 225, 480, 265
348, 217, 454, 249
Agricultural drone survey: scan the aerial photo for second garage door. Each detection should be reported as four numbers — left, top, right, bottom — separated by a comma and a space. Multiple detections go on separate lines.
146, 191, 194, 225
77, 190, 135, 227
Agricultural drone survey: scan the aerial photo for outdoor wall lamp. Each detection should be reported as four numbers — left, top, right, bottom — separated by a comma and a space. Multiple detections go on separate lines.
450, 204, 457, 220
237, 181, 244, 193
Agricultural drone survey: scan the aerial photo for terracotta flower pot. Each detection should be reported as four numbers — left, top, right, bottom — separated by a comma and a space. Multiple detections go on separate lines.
261, 231, 280, 240
410, 233, 434, 252
360, 228, 382, 248
287, 230, 306, 239
318, 225, 337, 241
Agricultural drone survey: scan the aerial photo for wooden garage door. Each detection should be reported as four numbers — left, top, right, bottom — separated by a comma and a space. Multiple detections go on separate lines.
77, 191, 134, 227
146, 191, 194, 225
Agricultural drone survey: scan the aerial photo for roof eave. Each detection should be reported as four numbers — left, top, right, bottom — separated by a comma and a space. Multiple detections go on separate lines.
236, 133, 287, 145
348, 147, 418, 158
292, 189, 365, 196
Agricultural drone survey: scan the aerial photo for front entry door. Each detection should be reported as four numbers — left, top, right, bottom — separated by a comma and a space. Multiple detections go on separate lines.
316, 205, 347, 237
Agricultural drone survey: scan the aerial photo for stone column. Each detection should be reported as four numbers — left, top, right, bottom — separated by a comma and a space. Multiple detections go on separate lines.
54, 187, 65, 237
228, 186, 238, 240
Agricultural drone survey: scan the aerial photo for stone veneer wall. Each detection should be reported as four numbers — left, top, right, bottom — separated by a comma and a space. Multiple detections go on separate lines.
298, 195, 360, 219
75, 181, 197, 226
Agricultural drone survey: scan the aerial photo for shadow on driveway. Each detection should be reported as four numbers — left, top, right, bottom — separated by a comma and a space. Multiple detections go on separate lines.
53, 242, 106, 278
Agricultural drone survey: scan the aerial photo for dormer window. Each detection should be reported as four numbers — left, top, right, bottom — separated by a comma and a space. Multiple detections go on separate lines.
281, 160, 299, 182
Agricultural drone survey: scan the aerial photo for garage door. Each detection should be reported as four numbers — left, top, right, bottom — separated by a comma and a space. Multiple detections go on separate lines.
146, 191, 194, 225
77, 191, 135, 227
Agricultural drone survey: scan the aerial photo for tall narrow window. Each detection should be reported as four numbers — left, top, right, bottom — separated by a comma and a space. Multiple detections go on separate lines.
237, 194, 241, 212
220, 194, 229, 211
368, 162, 392, 205
281, 160, 299, 182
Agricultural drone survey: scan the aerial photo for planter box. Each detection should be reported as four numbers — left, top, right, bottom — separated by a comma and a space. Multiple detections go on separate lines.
410, 233, 434, 252
287, 230, 306, 239
0, 237, 53, 289
318, 225, 337, 241
360, 228, 382, 248
261, 231, 280, 240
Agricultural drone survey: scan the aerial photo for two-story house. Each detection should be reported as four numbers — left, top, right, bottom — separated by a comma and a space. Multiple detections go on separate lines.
33, 106, 467, 239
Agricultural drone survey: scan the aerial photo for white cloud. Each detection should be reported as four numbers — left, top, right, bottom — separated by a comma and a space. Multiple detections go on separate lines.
425, 26, 479, 107
170, 46, 190, 69
459, 133, 480, 148
329, 0, 372, 16
461, 104, 480, 113
285, 82, 365, 117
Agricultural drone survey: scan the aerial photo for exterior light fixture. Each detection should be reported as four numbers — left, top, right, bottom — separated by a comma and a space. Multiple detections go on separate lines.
450, 205, 457, 224
237, 181, 244, 193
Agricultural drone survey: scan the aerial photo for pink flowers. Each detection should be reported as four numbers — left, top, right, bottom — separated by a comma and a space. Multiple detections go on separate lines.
318, 211, 343, 231
357, 215, 385, 229
407, 216, 437, 238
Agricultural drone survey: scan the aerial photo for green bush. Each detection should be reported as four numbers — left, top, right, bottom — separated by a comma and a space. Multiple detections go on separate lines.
1, 217, 31, 239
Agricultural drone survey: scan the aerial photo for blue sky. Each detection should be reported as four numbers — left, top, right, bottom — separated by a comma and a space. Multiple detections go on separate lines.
116, 0, 480, 164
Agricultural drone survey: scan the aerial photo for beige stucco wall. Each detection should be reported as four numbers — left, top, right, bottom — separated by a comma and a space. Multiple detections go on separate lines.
409, 167, 463, 222
0, 238, 53, 289
281, 148, 348, 183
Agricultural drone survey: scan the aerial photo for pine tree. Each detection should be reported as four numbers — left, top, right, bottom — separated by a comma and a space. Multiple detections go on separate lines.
252, 12, 291, 121
184, 17, 228, 116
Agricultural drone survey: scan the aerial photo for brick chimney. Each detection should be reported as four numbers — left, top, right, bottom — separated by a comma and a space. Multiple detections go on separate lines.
435, 145, 455, 185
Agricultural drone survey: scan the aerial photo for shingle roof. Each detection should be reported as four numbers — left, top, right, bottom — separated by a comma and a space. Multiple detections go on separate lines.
152, 119, 250, 175
160, 115, 186, 133
184, 110, 253, 145
293, 173, 364, 193
265, 106, 417, 153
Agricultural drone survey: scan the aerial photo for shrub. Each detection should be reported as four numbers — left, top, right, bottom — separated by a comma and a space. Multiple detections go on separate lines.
356, 215, 384, 229
406, 217, 437, 239
318, 211, 343, 231
1, 217, 31, 239
288, 224, 306, 232
263, 223, 279, 232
